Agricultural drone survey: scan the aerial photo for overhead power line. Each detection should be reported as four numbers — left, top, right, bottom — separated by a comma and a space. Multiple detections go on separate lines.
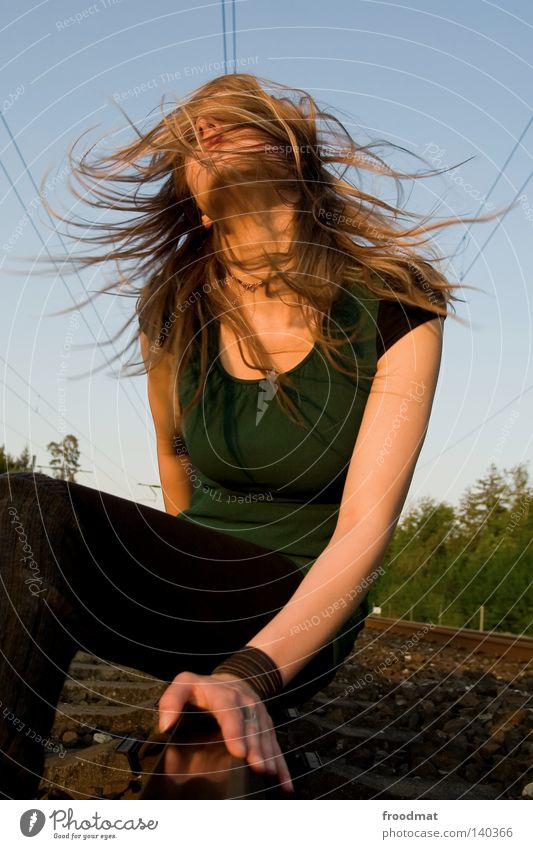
0, 124, 155, 498
0, 111, 148, 431
433, 116, 533, 470
420, 377, 533, 468
459, 169, 533, 282
220, 0, 228, 71
231, 0, 237, 73
221, 0, 237, 73
0, 352, 133, 483
456, 115, 533, 277
0, 374, 133, 495
0, 112, 164, 501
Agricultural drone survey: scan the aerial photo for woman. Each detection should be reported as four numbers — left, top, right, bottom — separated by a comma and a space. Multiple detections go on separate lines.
0, 73, 503, 799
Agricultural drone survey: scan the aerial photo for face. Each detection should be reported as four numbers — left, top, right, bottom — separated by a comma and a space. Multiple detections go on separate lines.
183, 115, 275, 216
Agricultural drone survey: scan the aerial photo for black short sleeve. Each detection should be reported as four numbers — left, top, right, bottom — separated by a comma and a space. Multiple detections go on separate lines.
376, 298, 445, 360
138, 305, 173, 350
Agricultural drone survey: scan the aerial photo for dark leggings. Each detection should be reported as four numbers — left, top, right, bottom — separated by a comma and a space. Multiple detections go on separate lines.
0, 471, 341, 799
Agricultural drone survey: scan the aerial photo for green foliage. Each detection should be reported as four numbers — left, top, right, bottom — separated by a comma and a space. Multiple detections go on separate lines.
0, 444, 34, 473
370, 462, 532, 637
46, 434, 81, 482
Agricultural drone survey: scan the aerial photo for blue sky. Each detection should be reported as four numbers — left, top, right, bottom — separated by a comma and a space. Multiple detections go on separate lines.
1, 0, 532, 512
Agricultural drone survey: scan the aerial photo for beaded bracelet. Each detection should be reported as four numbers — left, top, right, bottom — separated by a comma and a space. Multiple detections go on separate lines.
211, 645, 283, 703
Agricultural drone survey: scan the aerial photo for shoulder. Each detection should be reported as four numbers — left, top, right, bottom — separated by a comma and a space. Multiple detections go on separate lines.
376, 297, 446, 360
336, 272, 446, 360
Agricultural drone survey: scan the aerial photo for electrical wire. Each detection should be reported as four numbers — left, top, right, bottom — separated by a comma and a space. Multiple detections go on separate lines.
459, 169, 533, 282
456, 116, 533, 280
221, 0, 228, 72
0, 352, 133, 482
221, 0, 237, 74
231, 0, 237, 73
0, 112, 148, 430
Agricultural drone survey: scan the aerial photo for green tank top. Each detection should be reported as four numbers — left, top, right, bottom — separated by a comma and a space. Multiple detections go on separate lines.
176, 282, 381, 670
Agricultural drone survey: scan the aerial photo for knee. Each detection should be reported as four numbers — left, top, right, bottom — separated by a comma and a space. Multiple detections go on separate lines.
0, 472, 68, 499
0, 474, 78, 592
0, 472, 72, 525
0, 471, 56, 484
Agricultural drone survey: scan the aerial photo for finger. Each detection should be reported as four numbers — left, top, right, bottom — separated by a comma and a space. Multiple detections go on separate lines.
271, 743, 294, 792
256, 737, 276, 773
262, 730, 293, 791
197, 690, 249, 759
251, 716, 277, 773
217, 697, 270, 767
261, 728, 279, 773
243, 728, 293, 792
164, 679, 250, 759
158, 673, 196, 732
252, 711, 283, 777
244, 724, 267, 771
238, 703, 272, 770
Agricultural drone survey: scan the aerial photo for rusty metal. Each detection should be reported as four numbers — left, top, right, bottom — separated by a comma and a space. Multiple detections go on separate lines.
39, 640, 530, 800
365, 616, 533, 662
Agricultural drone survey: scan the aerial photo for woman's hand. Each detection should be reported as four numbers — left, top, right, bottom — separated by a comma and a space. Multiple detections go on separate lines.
158, 670, 294, 793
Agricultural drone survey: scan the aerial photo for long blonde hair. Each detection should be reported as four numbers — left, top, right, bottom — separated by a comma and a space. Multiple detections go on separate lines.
37, 72, 513, 429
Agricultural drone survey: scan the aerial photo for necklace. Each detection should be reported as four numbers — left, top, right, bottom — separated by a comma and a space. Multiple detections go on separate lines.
227, 272, 266, 292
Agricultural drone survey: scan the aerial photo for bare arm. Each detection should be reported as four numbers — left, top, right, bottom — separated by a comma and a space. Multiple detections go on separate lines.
157, 316, 444, 792
246, 316, 445, 685
140, 331, 193, 516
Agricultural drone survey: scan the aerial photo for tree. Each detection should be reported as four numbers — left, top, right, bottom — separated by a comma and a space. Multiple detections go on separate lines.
373, 497, 455, 620
372, 462, 532, 635
456, 462, 510, 538
46, 434, 81, 482
0, 444, 34, 473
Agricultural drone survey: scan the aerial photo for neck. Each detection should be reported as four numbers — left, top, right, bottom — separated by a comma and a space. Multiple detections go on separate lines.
218, 201, 297, 286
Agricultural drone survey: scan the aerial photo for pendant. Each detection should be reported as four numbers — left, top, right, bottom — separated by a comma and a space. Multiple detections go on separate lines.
238, 280, 265, 291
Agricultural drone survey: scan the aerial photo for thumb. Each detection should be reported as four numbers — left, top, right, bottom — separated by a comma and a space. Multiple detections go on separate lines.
158, 679, 191, 733
158, 707, 178, 734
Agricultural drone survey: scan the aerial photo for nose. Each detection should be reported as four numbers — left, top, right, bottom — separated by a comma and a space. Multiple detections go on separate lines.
196, 116, 221, 140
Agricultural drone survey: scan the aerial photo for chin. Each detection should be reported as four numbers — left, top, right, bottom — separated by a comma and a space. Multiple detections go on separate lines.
187, 142, 292, 220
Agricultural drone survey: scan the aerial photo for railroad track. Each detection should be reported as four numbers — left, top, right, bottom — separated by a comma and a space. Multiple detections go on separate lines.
35, 622, 532, 801
35, 656, 307, 800
365, 616, 533, 662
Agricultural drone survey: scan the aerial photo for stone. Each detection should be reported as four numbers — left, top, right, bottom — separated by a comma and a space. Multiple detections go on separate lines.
407, 711, 421, 729
416, 761, 438, 778
477, 713, 494, 723
93, 732, 114, 744
414, 741, 438, 759
503, 728, 523, 754
480, 741, 500, 759
102, 779, 130, 797
491, 759, 516, 783
457, 692, 479, 709
345, 747, 374, 768
434, 743, 469, 771
474, 680, 499, 696
61, 731, 79, 747
464, 763, 481, 782
443, 717, 470, 735
491, 709, 529, 742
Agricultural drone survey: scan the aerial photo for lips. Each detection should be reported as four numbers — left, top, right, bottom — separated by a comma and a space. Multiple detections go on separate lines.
203, 134, 223, 150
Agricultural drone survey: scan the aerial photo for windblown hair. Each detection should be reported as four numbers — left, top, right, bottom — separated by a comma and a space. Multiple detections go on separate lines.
35, 72, 512, 431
